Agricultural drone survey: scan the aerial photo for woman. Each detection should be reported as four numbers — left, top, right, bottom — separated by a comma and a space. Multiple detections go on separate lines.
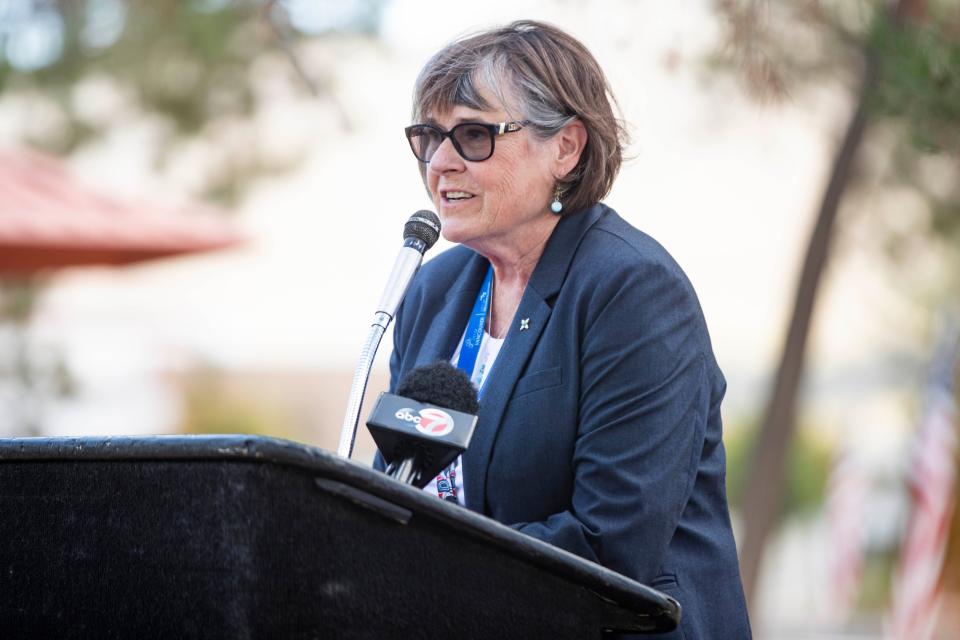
383, 21, 750, 638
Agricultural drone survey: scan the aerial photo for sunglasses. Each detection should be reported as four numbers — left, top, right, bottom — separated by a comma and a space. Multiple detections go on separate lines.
404, 120, 528, 163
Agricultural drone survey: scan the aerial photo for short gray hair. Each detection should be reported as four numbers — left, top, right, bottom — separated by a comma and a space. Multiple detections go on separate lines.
412, 20, 627, 215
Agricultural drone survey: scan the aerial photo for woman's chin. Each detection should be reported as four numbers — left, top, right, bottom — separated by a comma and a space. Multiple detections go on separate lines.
440, 225, 469, 245
437, 216, 473, 244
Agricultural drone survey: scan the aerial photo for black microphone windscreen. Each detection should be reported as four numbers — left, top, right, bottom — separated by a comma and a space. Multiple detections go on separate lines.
396, 361, 479, 415
404, 210, 441, 249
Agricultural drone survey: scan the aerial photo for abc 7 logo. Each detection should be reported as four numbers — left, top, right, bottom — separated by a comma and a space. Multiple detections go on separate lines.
395, 407, 454, 437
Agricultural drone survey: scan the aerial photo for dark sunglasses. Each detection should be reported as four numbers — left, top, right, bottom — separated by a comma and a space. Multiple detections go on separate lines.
404, 120, 528, 163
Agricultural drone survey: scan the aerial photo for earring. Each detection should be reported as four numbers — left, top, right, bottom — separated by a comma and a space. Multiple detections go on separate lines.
550, 185, 563, 214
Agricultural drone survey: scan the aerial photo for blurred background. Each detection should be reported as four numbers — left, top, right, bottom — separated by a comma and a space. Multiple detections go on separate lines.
0, 0, 958, 637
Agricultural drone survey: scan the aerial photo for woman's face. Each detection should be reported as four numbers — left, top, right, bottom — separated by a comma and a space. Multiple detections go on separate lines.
422, 98, 557, 253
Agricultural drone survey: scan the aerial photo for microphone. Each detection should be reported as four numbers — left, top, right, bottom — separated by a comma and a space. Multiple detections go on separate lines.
366, 361, 479, 488
373, 211, 441, 327
337, 211, 442, 459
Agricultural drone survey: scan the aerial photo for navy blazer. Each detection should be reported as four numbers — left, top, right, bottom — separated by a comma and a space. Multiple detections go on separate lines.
380, 203, 751, 639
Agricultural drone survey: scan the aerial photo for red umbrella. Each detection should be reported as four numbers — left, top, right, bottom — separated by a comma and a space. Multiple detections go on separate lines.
0, 150, 244, 273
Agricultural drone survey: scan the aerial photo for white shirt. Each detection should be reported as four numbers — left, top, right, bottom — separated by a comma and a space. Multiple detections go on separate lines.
421, 328, 504, 506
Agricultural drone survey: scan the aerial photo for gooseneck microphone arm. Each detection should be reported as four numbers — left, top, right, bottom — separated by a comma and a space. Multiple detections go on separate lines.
337, 211, 441, 459
384, 457, 417, 484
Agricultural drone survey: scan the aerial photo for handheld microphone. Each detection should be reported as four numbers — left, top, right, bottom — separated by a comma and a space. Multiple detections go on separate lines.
367, 361, 479, 488
337, 211, 442, 459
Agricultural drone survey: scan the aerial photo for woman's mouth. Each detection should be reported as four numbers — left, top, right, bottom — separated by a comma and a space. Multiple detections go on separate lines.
442, 190, 476, 203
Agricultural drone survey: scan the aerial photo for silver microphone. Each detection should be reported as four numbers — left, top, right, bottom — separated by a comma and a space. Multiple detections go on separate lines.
338, 210, 441, 459
373, 211, 442, 327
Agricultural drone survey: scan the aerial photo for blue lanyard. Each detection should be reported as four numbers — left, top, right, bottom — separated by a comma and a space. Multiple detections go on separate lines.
439, 264, 493, 501
455, 264, 493, 382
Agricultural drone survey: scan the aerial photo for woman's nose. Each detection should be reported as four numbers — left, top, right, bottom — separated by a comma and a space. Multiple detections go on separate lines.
427, 136, 465, 173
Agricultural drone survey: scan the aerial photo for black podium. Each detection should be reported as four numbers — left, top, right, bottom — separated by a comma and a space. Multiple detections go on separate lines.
0, 435, 679, 638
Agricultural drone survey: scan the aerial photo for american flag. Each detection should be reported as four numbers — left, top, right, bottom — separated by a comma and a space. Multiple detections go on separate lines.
889, 325, 959, 640
826, 446, 869, 622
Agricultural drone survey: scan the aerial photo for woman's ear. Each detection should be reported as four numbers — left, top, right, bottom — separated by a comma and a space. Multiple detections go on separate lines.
554, 119, 588, 178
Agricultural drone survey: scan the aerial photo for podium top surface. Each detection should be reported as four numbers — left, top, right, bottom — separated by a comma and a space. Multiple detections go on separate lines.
0, 434, 680, 634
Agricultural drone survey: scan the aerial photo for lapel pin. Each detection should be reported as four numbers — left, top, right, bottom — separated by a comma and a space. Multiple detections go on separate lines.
520, 318, 530, 331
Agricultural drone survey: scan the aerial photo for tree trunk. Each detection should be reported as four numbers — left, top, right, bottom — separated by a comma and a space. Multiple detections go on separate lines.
737, 0, 925, 608
738, 52, 877, 607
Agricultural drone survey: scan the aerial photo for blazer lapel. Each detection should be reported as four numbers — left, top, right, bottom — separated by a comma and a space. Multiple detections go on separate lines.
463, 290, 550, 512
463, 204, 607, 513
411, 252, 490, 370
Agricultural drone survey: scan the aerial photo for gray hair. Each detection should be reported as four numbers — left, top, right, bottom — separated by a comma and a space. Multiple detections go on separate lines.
412, 20, 627, 215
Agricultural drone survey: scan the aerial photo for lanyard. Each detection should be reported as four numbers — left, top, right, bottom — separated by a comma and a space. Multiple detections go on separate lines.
438, 264, 494, 503
455, 264, 493, 381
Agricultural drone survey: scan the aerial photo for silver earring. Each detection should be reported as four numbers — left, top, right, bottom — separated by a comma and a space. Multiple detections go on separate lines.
550, 185, 563, 214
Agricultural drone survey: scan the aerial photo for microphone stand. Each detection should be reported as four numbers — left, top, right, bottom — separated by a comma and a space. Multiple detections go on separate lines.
337, 311, 391, 459
384, 455, 417, 485
337, 212, 440, 459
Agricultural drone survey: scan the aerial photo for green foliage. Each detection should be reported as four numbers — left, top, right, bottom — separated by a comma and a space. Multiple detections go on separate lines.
865, 7, 960, 293
714, 0, 960, 296
725, 418, 833, 519
714, 0, 960, 151
0, 0, 384, 205
2, 2, 269, 146
867, 10, 960, 154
